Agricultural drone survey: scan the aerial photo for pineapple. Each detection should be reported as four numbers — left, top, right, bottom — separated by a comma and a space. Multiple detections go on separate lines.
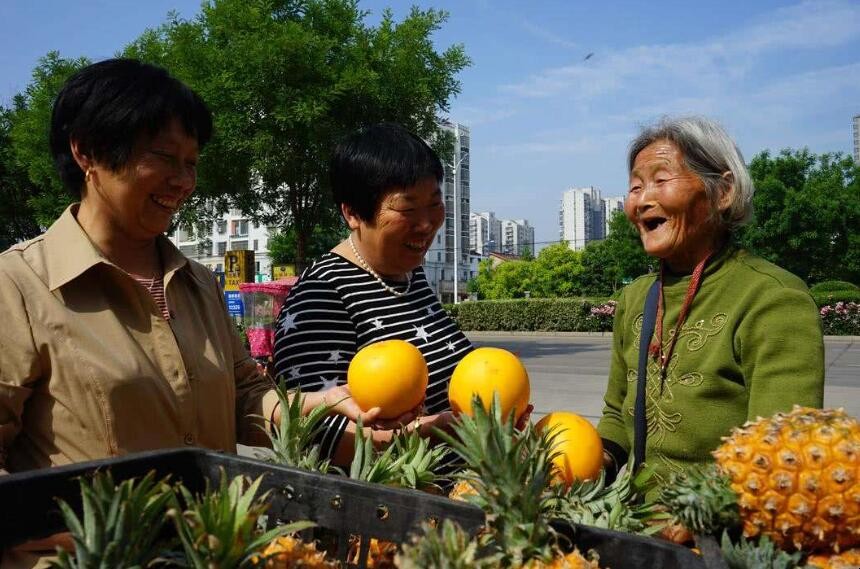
388, 428, 450, 492
257, 385, 336, 474
437, 394, 602, 569
50, 471, 173, 569
169, 469, 313, 568
448, 478, 478, 502
807, 548, 860, 569
663, 406, 859, 555
712, 406, 859, 552
397, 520, 496, 569
258, 535, 339, 568
719, 533, 807, 569
550, 463, 666, 535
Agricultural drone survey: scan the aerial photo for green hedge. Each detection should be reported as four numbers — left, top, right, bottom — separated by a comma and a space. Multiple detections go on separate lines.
811, 290, 860, 307
809, 280, 859, 293
452, 298, 612, 332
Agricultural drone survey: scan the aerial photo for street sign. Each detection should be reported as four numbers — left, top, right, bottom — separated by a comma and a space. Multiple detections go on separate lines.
224, 250, 254, 291
272, 264, 296, 279
224, 290, 244, 317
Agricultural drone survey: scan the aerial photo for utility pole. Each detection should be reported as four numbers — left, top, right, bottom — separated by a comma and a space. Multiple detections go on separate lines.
451, 125, 469, 305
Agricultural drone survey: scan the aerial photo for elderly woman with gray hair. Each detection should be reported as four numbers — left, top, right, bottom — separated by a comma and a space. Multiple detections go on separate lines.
597, 116, 824, 493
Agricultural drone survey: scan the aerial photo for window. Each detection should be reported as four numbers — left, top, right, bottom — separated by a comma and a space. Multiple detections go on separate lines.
256, 262, 260, 273
217, 242, 227, 256
217, 220, 227, 234
232, 240, 248, 250
253, 239, 258, 251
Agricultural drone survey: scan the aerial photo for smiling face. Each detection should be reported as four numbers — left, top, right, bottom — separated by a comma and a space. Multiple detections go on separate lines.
626, 139, 725, 272
80, 118, 199, 241
344, 176, 445, 278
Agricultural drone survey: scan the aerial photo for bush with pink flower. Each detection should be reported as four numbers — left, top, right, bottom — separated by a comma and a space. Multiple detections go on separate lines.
587, 300, 617, 332
819, 301, 860, 336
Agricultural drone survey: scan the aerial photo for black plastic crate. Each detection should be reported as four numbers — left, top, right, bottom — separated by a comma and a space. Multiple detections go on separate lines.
0, 448, 485, 567
553, 520, 709, 569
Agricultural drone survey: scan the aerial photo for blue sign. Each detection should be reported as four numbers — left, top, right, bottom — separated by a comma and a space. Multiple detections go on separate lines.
225, 291, 244, 317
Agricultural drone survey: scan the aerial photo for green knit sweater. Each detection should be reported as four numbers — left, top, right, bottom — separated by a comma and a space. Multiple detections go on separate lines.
596, 246, 824, 491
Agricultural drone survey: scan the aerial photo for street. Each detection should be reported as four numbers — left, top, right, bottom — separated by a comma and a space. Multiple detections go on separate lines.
466, 333, 860, 424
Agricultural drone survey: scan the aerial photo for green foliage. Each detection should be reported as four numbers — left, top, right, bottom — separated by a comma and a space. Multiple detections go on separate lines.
0, 102, 42, 249
7, 52, 89, 229
720, 533, 809, 569
659, 464, 740, 536
580, 211, 652, 296
168, 470, 312, 569
739, 149, 860, 284
267, 220, 347, 266
469, 214, 651, 300
124, 0, 470, 267
453, 299, 609, 332
256, 385, 335, 474
51, 471, 173, 569
811, 290, 860, 307
809, 280, 859, 293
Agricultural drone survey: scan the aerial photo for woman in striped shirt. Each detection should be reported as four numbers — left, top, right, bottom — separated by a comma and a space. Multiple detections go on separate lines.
272, 123, 474, 466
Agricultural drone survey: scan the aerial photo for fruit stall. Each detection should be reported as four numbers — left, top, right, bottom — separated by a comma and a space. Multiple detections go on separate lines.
0, 344, 857, 568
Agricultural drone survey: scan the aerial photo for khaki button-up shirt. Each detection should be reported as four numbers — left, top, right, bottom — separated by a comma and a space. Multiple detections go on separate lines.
0, 205, 277, 474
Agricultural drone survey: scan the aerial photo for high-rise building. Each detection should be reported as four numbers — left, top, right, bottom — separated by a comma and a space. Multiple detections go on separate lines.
560, 187, 625, 250
470, 211, 502, 255
854, 115, 860, 162
559, 186, 600, 250
423, 119, 470, 303
500, 219, 535, 256
603, 197, 625, 236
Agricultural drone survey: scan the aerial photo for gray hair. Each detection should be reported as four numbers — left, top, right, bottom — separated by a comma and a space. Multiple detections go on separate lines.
627, 116, 754, 233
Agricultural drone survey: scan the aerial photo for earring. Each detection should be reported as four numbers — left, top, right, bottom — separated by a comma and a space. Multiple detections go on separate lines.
85, 169, 92, 182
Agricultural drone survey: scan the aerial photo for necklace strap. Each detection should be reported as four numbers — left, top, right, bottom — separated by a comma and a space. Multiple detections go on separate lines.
648, 254, 711, 375
348, 235, 412, 297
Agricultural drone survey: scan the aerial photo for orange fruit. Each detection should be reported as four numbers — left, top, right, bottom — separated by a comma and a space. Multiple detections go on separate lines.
448, 347, 530, 421
535, 412, 604, 485
347, 340, 428, 419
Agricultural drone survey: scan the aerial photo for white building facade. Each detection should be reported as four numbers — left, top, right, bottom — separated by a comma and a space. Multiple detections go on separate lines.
423, 119, 471, 304
500, 218, 535, 256
560, 187, 625, 250
167, 208, 275, 280
469, 211, 502, 255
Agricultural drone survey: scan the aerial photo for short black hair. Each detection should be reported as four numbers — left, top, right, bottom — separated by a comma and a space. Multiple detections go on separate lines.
50, 58, 213, 197
330, 123, 444, 222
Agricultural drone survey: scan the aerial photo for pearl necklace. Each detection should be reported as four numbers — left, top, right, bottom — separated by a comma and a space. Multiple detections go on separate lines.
348, 235, 412, 297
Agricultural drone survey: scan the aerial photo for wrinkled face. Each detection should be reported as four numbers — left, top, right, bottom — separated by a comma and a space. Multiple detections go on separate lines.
626, 140, 720, 272
348, 176, 445, 277
84, 118, 199, 240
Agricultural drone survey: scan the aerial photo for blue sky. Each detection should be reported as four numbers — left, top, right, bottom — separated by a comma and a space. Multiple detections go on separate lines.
3, 0, 859, 247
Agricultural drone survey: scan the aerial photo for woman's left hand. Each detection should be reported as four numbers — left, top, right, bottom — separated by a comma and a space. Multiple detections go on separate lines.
298, 385, 382, 425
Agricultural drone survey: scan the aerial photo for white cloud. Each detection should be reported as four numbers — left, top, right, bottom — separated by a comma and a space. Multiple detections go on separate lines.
521, 20, 578, 50
500, 0, 860, 101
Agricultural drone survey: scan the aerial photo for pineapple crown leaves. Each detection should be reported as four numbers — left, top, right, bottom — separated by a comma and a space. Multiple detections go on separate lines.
549, 462, 668, 535
348, 418, 401, 485
168, 468, 314, 569
436, 394, 562, 566
50, 470, 173, 569
254, 384, 335, 474
388, 428, 451, 491
720, 532, 811, 569
396, 520, 501, 569
659, 463, 741, 536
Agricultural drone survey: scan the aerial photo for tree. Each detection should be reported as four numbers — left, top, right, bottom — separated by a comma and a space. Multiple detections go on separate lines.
268, 219, 347, 265
8, 52, 90, 229
739, 149, 860, 284
124, 0, 469, 269
0, 101, 42, 249
580, 211, 652, 295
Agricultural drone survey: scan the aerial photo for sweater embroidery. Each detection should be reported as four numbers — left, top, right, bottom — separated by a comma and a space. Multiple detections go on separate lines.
628, 311, 728, 478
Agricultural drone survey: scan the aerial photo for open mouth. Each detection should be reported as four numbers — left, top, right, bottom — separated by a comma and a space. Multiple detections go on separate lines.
151, 195, 181, 212
404, 239, 431, 253
643, 217, 667, 231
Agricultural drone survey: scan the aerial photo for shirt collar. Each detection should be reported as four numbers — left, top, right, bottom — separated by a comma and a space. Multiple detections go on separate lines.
43, 203, 189, 291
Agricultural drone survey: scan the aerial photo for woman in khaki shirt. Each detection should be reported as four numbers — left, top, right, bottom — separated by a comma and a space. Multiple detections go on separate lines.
0, 59, 384, 564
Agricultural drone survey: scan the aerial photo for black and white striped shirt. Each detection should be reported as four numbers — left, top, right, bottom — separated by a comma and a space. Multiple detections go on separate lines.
272, 252, 473, 461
